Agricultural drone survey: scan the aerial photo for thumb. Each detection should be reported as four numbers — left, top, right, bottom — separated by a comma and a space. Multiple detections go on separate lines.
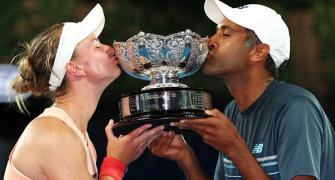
105, 119, 116, 140
175, 134, 186, 143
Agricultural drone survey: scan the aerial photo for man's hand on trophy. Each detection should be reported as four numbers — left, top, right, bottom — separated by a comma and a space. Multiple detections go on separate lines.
104, 119, 164, 165
170, 109, 242, 154
147, 131, 198, 167
148, 131, 187, 161
148, 132, 209, 179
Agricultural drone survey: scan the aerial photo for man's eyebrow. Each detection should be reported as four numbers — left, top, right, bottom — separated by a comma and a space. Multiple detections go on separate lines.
217, 23, 247, 33
216, 24, 230, 31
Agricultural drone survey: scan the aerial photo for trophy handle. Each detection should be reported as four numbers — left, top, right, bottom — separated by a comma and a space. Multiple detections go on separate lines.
200, 37, 209, 54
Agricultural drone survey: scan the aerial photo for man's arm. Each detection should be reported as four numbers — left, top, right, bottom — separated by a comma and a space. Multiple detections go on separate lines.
173, 109, 270, 180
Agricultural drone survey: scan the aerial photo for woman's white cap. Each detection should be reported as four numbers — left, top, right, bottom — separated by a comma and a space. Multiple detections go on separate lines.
204, 0, 290, 68
49, 4, 105, 91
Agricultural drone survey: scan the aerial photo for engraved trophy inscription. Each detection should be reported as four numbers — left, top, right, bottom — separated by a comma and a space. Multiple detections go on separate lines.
113, 29, 212, 135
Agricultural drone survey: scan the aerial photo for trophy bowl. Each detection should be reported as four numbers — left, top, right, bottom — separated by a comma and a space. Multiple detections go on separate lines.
113, 29, 212, 135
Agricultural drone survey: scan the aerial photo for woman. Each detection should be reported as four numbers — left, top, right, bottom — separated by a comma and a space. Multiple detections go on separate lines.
4, 4, 163, 180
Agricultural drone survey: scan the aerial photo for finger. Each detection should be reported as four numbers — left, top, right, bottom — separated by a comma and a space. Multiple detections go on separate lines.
170, 121, 200, 131
205, 108, 226, 119
135, 143, 150, 160
202, 135, 216, 146
175, 119, 213, 127
146, 130, 165, 148
105, 119, 115, 140
170, 120, 191, 127
147, 130, 170, 149
173, 123, 210, 137
186, 124, 209, 135
128, 124, 153, 138
175, 134, 187, 144
151, 132, 175, 154
136, 125, 165, 145
170, 122, 189, 130
149, 131, 172, 150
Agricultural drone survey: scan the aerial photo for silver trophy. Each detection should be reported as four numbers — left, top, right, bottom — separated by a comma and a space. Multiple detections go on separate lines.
113, 29, 212, 135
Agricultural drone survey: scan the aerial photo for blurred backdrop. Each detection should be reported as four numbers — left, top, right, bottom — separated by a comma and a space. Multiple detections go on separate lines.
0, 0, 334, 179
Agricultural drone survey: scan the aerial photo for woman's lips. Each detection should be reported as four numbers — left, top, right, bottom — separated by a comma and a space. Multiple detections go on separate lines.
111, 56, 118, 64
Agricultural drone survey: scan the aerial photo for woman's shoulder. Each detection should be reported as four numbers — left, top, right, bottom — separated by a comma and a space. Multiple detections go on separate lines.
15, 116, 83, 152
28, 116, 79, 142
10, 114, 90, 179
12, 116, 86, 173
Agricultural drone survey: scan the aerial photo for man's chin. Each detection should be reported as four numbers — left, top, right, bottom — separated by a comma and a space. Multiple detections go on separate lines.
201, 67, 225, 79
201, 67, 214, 76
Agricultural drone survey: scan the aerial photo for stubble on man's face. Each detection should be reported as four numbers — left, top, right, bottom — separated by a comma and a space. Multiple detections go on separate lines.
201, 54, 225, 77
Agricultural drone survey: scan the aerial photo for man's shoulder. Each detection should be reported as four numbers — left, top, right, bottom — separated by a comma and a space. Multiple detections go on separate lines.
268, 80, 326, 121
270, 80, 317, 102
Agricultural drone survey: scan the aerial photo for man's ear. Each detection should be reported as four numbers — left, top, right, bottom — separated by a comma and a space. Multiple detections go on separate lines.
249, 43, 270, 63
66, 62, 86, 77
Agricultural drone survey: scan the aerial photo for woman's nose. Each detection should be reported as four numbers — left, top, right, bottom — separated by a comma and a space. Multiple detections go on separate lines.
104, 44, 114, 51
103, 44, 115, 56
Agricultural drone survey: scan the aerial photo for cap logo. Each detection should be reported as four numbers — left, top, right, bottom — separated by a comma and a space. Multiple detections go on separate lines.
237, 5, 249, 9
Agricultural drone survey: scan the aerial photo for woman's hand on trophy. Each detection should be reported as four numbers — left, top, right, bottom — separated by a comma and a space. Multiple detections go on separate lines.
104, 119, 164, 165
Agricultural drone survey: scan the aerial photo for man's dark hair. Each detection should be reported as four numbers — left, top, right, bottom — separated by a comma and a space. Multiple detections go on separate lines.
244, 29, 278, 78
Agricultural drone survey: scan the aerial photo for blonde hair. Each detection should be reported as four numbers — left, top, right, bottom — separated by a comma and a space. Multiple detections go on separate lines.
10, 23, 67, 114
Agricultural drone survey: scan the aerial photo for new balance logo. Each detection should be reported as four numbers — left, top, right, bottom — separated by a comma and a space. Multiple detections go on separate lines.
252, 144, 263, 154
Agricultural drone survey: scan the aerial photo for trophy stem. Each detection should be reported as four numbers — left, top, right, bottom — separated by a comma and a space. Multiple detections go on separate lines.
151, 72, 178, 84
141, 72, 189, 90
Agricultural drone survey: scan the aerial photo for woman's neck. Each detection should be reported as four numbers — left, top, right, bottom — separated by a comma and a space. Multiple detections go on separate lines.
53, 86, 103, 134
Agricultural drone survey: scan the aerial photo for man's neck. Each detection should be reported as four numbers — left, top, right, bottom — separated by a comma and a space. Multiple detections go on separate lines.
225, 75, 273, 112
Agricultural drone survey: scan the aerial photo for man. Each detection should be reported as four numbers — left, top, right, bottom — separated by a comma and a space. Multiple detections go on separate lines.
148, 0, 335, 179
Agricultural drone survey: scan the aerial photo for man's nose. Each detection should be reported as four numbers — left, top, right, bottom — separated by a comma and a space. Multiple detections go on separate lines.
208, 37, 218, 50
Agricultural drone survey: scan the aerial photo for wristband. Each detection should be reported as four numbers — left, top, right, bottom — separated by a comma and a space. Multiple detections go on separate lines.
99, 156, 126, 180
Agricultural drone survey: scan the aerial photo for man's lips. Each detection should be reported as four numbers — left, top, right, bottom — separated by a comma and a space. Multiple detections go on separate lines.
206, 52, 213, 60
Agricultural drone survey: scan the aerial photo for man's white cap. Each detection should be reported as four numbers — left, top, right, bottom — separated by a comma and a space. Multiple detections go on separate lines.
204, 0, 290, 68
49, 4, 105, 91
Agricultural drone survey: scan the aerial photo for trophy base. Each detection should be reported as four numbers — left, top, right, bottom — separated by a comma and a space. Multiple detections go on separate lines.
113, 87, 212, 136
112, 109, 208, 136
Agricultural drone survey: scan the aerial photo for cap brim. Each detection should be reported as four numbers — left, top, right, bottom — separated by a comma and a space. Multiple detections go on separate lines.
204, 0, 233, 25
78, 3, 105, 41
49, 4, 105, 91
204, 0, 252, 29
